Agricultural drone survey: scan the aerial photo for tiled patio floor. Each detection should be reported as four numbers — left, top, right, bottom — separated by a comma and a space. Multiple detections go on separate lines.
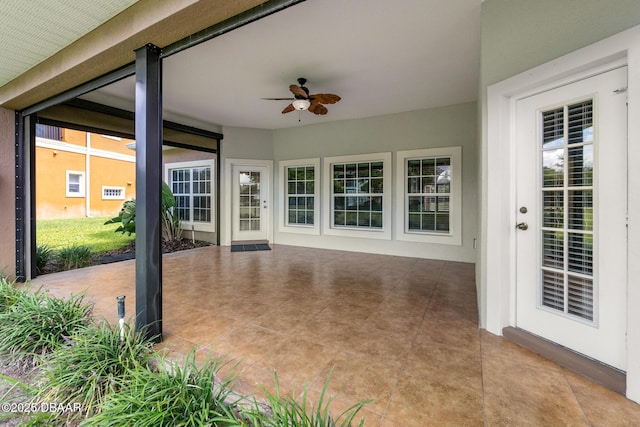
32, 245, 640, 426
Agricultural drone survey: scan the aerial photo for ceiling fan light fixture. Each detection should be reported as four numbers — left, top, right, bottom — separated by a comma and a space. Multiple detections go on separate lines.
292, 99, 311, 111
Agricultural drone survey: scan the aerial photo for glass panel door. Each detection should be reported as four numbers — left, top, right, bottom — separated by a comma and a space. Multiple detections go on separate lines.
232, 164, 269, 242
540, 100, 594, 321
239, 171, 261, 231
515, 67, 627, 370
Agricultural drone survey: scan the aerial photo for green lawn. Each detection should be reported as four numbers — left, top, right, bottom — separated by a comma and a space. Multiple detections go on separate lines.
37, 216, 134, 252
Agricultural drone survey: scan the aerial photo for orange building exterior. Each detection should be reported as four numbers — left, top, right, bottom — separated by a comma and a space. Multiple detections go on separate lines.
36, 126, 136, 219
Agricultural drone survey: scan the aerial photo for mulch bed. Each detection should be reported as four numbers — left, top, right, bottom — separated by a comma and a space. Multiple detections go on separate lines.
41, 239, 211, 275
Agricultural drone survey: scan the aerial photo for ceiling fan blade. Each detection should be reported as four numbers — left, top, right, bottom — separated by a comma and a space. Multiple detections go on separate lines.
310, 93, 341, 104
289, 84, 308, 99
308, 102, 328, 115
262, 97, 295, 100
281, 103, 295, 114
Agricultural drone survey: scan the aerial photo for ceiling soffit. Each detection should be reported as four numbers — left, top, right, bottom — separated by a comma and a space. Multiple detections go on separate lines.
0, 0, 271, 110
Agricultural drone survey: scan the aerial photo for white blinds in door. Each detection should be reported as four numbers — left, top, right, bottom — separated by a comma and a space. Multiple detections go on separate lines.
540, 100, 594, 322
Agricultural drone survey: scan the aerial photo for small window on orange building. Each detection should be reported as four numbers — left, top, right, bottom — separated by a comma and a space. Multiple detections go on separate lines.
102, 186, 125, 200
66, 171, 85, 198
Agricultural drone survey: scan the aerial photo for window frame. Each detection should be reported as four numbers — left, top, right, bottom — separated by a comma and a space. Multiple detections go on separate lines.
164, 159, 215, 233
396, 147, 462, 245
323, 152, 392, 240
101, 186, 126, 200
65, 170, 85, 198
278, 158, 320, 235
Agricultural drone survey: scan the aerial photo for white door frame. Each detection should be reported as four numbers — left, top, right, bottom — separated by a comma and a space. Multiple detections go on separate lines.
222, 158, 273, 246
484, 25, 640, 401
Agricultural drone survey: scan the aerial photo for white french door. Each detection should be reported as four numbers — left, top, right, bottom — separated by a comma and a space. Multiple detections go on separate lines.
231, 165, 269, 242
515, 67, 628, 370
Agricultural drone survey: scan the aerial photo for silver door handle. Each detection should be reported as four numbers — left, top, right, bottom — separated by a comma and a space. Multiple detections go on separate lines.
516, 222, 528, 231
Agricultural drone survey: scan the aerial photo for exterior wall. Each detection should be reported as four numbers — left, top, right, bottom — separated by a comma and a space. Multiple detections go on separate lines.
36, 145, 86, 218
89, 154, 135, 216
272, 102, 477, 263
35, 130, 136, 219
0, 107, 16, 278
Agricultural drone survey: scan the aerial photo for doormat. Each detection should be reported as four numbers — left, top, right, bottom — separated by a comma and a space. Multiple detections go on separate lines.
231, 243, 271, 252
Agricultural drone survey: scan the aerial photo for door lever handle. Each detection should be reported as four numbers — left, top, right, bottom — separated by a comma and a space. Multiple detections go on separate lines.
516, 222, 528, 231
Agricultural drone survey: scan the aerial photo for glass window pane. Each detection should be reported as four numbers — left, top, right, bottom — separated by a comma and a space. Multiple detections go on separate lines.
542, 108, 565, 149
407, 160, 421, 176
542, 149, 564, 187
345, 163, 357, 178
543, 191, 564, 229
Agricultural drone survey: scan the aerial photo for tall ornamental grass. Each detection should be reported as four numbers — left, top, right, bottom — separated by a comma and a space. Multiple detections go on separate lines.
40, 322, 153, 418
82, 350, 246, 427
0, 289, 92, 361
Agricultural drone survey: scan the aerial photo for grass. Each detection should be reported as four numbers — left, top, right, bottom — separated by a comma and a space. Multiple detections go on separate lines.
0, 289, 92, 360
40, 323, 153, 418
58, 245, 93, 270
83, 350, 245, 427
37, 216, 135, 253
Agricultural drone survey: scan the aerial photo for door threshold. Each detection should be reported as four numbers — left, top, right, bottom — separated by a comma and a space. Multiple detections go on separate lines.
503, 327, 626, 395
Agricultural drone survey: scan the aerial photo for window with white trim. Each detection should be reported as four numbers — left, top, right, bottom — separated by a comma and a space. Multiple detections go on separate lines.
407, 157, 451, 233
165, 160, 215, 232
323, 152, 392, 239
396, 147, 462, 245
279, 158, 320, 235
102, 186, 125, 200
66, 171, 85, 198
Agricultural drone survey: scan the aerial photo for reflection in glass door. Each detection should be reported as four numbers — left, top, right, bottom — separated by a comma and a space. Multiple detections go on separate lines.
239, 171, 261, 231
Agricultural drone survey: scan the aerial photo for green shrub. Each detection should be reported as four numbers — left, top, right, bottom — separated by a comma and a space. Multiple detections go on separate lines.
35, 244, 53, 274
104, 199, 136, 236
58, 245, 93, 270
0, 277, 23, 311
0, 291, 92, 360
83, 350, 243, 426
244, 369, 369, 427
41, 322, 153, 418
105, 182, 183, 241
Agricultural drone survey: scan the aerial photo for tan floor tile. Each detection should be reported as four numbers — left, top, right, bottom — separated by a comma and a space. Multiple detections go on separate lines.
309, 352, 400, 415
563, 368, 640, 426
31, 246, 640, 427
252, 338, 338, 387
416, 318, 480, 352
406, 340, 482, 381
364, 309, 424, 339
482, 351, 589, 426
208, 323, 287, 365
384, 372, 484, 427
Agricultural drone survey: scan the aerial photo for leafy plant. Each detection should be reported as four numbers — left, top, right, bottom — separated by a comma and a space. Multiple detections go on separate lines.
40, 322, 153, 418
35, 244, 53, 274
105, 182, 183, 241
244, 369, 370, 427
0, 290, 92, 360
83, 350, 244, 426
104, 199, 137, 236
0, 277, 23, 311
58, 245, 93, 270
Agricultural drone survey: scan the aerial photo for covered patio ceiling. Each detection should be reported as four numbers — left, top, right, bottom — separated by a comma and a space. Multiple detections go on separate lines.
79, 0, 480, 130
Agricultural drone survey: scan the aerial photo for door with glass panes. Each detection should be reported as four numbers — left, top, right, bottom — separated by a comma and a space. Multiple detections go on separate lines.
515, 67, 628, 370
232, 165, 269, 241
